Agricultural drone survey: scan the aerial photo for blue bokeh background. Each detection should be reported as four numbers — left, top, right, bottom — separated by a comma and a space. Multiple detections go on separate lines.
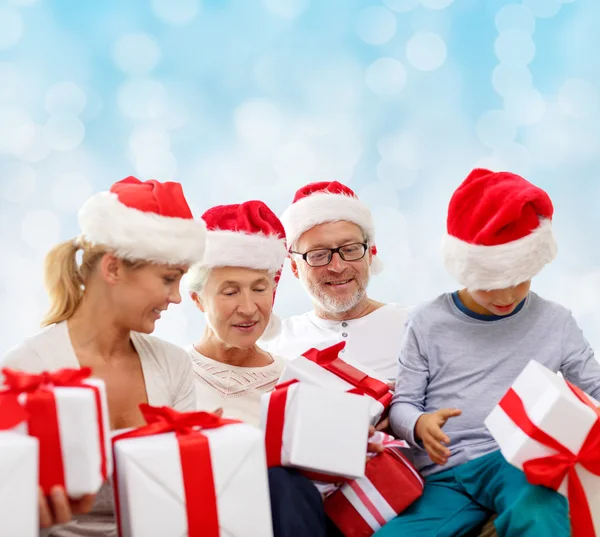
1, 0, 599, 356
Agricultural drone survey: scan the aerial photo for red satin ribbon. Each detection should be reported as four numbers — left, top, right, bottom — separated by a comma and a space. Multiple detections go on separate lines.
112, 404, 240, 537
302, 342, 390, 403
264, 379, 298, 468
499, 382, 600, 537
0, 367, 109, 494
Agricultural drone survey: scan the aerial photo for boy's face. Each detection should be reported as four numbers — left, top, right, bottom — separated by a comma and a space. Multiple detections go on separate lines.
469, 280, 531, 316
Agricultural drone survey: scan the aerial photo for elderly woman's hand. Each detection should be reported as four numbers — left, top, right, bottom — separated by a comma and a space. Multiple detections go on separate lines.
39, 486, 96, 529
366, 425, 385, 455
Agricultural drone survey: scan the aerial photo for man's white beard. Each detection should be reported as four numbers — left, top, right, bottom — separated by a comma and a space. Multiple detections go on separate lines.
300, 268, 370, 315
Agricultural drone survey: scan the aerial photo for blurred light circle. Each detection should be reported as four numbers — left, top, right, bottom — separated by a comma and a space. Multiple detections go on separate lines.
476, 110, 517, 149
495, 31, 535, 65
504, 88, 546, 125
406, 32, 447, 71
358, 182, 400, 210
45, 116, 85, 151
129, 125, 171, 155
495, 4, 535, 34
21, 210, 62, 250
262, 0, 308, 19
44, 82, 87, 117
273, 142, 316, 180
523, 0, 561, 18
13, 124, 51, 163
0, 62, 25, 103
420, 0, 454, 9
134, 150, 177, 181
51, 172, 94, 212
365, 58, 407, 96
558, 78, 599, 118
377, 161, 418, 189
492, 63, 533, 98
151, 0, 200, 24
0, 8, 23, 50
113, 33, 161, 76
382, 0, 419, 12
356, 7, 397, 45
0, 161, 36, 202
117, 78, 168, 120
234, 100, 282, 146
0, 107, 31, 153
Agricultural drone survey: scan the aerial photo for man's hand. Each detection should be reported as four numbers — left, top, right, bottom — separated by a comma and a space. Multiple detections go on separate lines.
39, 486, 96, 529
366, 425, 385, 455
414, 408, 462, 466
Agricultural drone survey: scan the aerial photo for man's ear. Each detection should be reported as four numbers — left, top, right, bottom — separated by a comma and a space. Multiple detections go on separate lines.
190, 291, 205, 312
290, 257, 300, 280
99, 253, 122, 285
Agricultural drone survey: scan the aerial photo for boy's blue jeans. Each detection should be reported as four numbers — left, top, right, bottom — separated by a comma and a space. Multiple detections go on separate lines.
373, 450, 570, 537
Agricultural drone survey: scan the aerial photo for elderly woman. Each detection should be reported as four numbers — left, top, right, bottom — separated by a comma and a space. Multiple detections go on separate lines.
2, 177, 207, 536
186, 200, 332, 536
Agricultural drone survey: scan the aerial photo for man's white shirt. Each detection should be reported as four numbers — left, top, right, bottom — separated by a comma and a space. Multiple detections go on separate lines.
260, 303, 410, 380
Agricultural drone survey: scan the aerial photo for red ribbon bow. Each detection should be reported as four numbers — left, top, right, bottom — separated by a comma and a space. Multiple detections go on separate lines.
499, 382, 600, 537
0, 367, 109, 494
302, 342, 391, 405
112, 404, 240, 537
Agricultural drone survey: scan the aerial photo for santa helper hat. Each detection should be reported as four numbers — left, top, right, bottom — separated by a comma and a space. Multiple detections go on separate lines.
280, 181, 383, 275
441, 168, 558, 291
187, 201, 288, 340
78, 176, 207, 265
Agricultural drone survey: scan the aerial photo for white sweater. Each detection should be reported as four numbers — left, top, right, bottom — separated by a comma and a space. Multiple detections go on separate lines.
2, 321, 196, 537
187, 344, 284, 427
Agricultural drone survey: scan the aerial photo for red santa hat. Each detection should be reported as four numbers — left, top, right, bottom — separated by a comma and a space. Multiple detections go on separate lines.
441, 168, 557, 290
280, 181, 383, 275
78, 176, 206, 265
188, 201, 287, 340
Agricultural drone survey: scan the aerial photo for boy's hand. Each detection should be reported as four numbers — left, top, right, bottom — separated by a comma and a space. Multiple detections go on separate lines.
414, 408, 462, 466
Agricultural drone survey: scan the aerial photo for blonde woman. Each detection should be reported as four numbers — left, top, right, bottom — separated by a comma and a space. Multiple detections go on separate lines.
2, 177, 207, 536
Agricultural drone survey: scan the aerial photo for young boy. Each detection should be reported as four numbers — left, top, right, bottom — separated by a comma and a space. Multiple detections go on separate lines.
377, 169, 600, 537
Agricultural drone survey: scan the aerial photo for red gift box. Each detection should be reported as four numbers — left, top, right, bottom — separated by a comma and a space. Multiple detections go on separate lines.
325, 436, 423, 536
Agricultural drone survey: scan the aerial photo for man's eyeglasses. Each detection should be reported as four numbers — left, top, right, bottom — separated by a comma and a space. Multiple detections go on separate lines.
290, 243, 368, 268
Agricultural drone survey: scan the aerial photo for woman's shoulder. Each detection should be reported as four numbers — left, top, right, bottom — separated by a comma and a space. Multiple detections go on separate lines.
132, 332, 190, 371
2, 323, 67, 373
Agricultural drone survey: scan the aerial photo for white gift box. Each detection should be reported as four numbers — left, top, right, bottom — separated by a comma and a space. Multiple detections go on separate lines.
17, 377, 112, 497
485, 360, 600, 534
278, 351, 391, 425
114, 421, 273, 537
0, 432, 38, 537
261, 382, 372, 480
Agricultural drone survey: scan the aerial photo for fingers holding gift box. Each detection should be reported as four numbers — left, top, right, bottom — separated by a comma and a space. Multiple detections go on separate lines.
0, 367, 112, 498
485, 360, 600, 537
113, 404, 274, 537
261, 380, 373, 481
278, 342, 393, 426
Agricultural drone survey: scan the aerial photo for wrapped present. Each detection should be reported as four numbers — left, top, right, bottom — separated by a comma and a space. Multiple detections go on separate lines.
0, 429, 39, 537
485, 360, 600, 537
325, 433, 424, 536
261, 379, 372, 480
0, 367, 111, 497
113, 404, 273, 537
278, 341, 393, 425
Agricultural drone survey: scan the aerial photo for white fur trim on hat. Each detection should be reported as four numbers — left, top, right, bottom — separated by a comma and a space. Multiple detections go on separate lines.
441, 218, 557, 291
78, 192, 207, 265
200, 229, 287, 271
281, 192, 375, 250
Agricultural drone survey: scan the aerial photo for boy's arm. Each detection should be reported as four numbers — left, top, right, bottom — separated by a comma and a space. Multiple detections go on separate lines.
560, 312, 600, 400
389, 320, 429, 446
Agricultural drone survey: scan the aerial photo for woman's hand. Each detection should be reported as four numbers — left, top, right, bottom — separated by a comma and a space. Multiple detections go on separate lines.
366, 425, 385, 455
39, 486, 95, 529
414, 408, 462, 466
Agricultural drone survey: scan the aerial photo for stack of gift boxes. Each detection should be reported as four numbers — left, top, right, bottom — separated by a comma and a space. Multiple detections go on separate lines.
3, 343, 595, 537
